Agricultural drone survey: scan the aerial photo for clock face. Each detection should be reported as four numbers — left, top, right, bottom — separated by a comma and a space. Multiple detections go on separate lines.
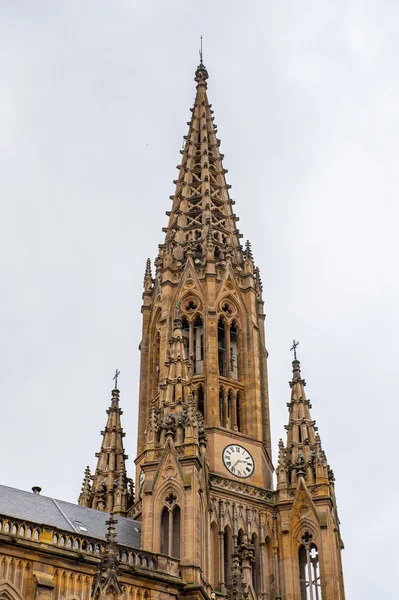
222, 444, 254, 478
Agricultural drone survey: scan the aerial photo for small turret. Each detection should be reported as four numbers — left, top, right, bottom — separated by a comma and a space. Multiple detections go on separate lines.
78, 372, 134, 516
277, 342, 330, 494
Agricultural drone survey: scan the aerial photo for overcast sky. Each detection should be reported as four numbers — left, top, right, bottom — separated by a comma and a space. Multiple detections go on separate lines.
1, 1, 398, 597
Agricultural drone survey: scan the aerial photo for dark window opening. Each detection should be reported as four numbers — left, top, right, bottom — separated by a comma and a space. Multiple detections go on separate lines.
218, 319, 227, 377
181, 318, 190, 360
160, 508, 169, 554
230, 322, 239, 380
172, 506, 181, 559
227, 389, 233, 429
193, 316, 204, 374
198, 385, 205, 417
219, 388, 225, 426
236, 392, 241, 432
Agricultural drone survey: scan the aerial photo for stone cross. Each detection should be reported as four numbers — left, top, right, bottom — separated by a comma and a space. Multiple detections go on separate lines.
113, 369, 120, 389
290, 339, 299, 360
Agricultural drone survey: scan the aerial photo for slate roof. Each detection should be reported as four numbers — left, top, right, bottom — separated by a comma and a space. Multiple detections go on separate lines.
0, 484, 141, 549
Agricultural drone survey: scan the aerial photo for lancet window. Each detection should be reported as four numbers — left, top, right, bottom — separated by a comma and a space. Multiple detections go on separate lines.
210, 522, 219, 588
181, 318, 190, 360
299, 532, 322, 600
160, 493, 181, 559
236, 392, 242, 432
181, 311, 204, 374
219, 387, 243, 431
218, 319, 227, 377
251, 533, 260, 593
193, 316, 204, 374
230, 322, 239, 380
197, 384, 205, 417
223, 525, 233, 587
218, 314, 240, 381
219, 387, 225, 426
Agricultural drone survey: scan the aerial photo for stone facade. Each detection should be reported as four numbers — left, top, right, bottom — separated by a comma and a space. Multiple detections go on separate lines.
0, 61, 346, 600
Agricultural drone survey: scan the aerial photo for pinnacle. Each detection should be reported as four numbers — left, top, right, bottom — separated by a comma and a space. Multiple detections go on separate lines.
92, 513, 123, 599
78, 383, 133, 516
244, 240, 253, 261
277, 352, 331, 490
144, 257, 152, 277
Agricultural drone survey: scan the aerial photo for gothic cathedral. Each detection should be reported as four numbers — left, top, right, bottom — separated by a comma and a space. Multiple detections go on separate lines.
0, 62, 346, 600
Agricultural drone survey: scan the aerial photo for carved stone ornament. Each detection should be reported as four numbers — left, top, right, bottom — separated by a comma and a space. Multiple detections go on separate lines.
91, 514, 124, 600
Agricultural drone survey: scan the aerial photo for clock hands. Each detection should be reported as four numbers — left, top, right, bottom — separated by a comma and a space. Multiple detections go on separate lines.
223, 445, 254, 478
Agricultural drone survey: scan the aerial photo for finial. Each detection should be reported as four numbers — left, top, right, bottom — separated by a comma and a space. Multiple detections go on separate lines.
199, 35, 203, 66
290, 339, 299, 361
113, 369, 120, 389
195, 36, 208, 82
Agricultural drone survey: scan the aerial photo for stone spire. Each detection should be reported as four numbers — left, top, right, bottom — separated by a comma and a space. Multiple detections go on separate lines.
157, 60, 244, 274
277, 349, 331, 495
91, 514, 124, 600
78, 383, 134, 516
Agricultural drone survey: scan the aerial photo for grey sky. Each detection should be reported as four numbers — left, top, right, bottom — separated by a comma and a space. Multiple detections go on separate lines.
1, 1, 397, 597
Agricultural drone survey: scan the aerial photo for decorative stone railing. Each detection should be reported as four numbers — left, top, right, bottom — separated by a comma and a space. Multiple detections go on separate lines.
0, 515, 180, 578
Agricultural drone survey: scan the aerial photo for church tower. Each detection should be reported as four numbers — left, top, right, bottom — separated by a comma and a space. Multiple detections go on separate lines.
133, 60, 346, 600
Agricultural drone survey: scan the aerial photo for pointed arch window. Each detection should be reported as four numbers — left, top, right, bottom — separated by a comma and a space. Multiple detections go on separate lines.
218, 319, 227, 377
193, 316, 204, 374
160, 494, 181, 559
230, 322, 239, 380
223, 525, 233, 587
219, 387, 225, 427
251, 533, 260, 593
181, 313, 204, 374
210, 522, 219, 588
227, 389, 233, 429
181, 317, 190, 360
299, 532, 323, 600
172, 506, 181, 559
236, 392, 242, 432
197, 384, 205, 417
160, 508, 169, 554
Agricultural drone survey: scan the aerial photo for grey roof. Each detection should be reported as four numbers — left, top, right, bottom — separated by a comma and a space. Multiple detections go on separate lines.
0, 484, 141, 548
